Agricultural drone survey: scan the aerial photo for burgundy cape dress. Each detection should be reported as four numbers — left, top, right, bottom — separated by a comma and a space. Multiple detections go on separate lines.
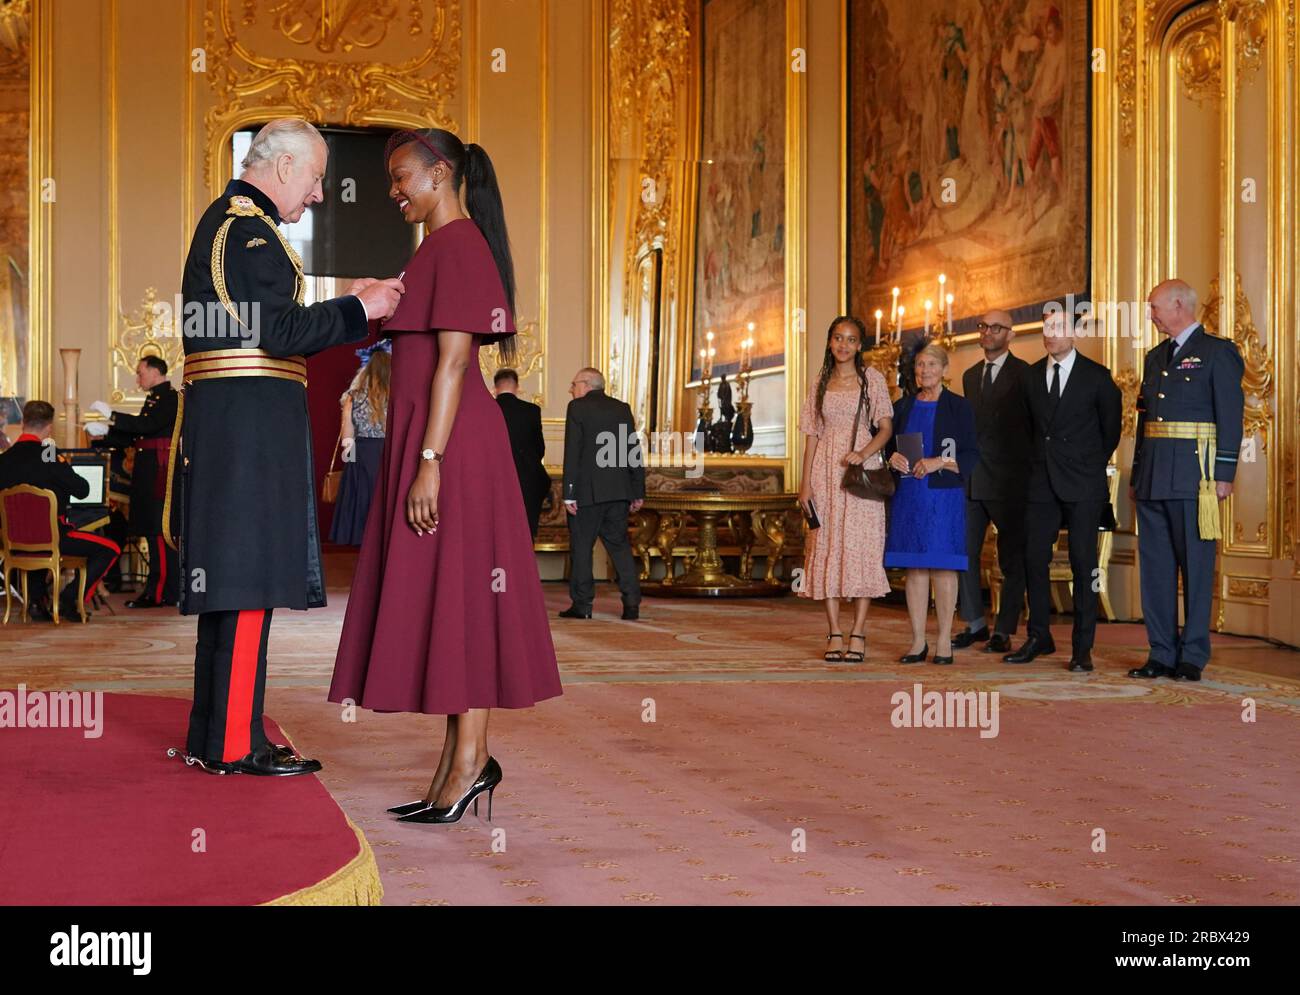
328, 218, 562, 713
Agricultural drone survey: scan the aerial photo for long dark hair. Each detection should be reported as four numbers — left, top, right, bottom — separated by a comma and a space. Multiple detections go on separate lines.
385, 128, 518, 364
814, 315, 868, 421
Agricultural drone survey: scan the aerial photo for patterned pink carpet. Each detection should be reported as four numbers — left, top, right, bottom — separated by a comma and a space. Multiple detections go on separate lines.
4, 572, 1298, 905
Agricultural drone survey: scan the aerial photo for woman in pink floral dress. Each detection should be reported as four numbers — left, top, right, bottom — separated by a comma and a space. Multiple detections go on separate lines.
796, 316, 894, 662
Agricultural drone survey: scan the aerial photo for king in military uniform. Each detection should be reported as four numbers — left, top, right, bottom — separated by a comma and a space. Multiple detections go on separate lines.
170, 118, 403, 775
1129, 278, 1245, 682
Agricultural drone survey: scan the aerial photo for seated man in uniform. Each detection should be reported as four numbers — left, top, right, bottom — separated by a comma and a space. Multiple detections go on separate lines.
0, 401, 121, 620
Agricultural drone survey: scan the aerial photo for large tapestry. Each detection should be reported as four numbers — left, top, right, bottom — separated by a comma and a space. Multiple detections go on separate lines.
847, 0, 1089, 327
692, 0, 786, 378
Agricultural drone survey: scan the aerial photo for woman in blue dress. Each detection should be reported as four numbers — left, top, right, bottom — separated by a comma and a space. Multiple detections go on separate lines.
884, 343, 979, 665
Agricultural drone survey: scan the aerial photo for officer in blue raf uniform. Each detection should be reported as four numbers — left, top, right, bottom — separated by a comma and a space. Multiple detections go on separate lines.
1129, 279, 1244, 681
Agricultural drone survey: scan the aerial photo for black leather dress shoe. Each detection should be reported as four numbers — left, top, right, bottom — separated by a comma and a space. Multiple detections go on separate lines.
1067, 654, 1093, 672
1127, 660, 1171, 678
125, 597, 160, 609
983, 632, 1013, 654
951, 626, 989, 649
227, 744, 322, 776
622, 604, 639, 621
1171, 662, 1202, 682
558, 605, 592, 619
1004, 636, 1055, 663
268, 742, 318, 768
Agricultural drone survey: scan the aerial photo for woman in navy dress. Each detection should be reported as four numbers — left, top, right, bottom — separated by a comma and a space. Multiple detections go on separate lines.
328, 342, 390, 546
884, 344, 978, 665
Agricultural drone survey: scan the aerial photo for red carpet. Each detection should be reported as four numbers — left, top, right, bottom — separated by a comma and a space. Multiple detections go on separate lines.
0, 693, 375, 905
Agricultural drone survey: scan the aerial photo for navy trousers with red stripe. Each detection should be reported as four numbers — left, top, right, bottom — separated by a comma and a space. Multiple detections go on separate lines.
187, 609, 273, 763
143, 534, 179, 603
29, 527, 120, 606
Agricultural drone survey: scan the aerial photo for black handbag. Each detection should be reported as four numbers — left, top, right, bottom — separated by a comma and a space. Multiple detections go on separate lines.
841, 382, 895, 501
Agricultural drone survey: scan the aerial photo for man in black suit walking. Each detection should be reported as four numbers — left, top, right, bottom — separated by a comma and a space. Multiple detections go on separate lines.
953, 309, 1032, 654
560, 367, 644, 620
493, 368, 551, 538
1005, 306, 1122, 670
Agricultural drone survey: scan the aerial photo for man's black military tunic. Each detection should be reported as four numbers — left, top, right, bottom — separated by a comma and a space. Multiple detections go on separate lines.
173, 177, 367, 770
104, 380, 178, 536
174, 179, 368, 615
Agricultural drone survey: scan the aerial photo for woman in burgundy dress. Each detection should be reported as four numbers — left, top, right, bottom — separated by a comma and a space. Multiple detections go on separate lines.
328, 129, 562, 824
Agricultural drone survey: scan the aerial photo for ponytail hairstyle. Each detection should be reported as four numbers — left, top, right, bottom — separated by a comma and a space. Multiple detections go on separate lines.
384, 128, 518, 364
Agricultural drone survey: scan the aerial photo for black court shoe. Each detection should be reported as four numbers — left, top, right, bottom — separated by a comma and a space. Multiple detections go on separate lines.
398, 757, 503, 824
899, 643, 929, 664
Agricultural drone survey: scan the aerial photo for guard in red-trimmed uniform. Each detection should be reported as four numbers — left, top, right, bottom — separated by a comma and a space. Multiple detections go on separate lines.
168, 118, 402, 776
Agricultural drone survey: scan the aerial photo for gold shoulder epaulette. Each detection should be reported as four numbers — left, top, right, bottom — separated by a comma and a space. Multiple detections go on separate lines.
226, 194, 264, 218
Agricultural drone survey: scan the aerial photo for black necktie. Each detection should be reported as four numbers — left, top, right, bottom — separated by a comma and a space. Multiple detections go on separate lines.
982, 360, 995, 395
1047, 361, 1061, 415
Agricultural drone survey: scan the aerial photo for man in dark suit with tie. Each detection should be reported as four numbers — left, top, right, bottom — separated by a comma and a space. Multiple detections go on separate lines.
1128, 279, 1244, 681
560, 367, 644, 620
493, 368, 551, 539
953, 310, 1032, 654
1005, 306, 1122, 670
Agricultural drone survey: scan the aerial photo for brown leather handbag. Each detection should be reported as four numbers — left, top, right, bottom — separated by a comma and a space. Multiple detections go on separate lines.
322, 431, 344, 504
840, 382, 895, 501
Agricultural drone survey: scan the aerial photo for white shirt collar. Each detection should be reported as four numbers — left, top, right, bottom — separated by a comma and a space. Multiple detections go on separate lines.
1049, 348, 1077, 372
1173, 322, 1199, 349
985, 350, 1010, 370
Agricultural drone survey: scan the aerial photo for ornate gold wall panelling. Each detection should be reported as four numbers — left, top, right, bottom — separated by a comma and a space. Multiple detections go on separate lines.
198, 0, 461, 194
1143, 0, 1291, 564
599, 0, 804, 481
20, 0, 49, 400
605, 0, 694, 438
112, 289, 186, 404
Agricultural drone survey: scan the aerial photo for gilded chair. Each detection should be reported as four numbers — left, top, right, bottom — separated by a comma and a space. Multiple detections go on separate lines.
0, 485, 89, 624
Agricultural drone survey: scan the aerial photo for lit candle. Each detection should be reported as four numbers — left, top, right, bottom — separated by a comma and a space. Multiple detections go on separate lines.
946, 292, 954, 334
938, 272, 946, 304
924, 299, 933, 334
874, 309, 882, 346
895, 305, 905, 342
891, 286, 900, 324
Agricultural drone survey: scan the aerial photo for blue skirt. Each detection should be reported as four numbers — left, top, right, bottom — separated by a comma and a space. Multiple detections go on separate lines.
329, 436, 384, 546
884, 476, 967, 571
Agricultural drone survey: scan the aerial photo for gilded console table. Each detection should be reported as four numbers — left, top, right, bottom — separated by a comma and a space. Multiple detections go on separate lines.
634, 491, 800, 597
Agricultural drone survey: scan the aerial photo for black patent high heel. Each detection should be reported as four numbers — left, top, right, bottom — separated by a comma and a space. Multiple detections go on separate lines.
397, 757, 502, 824
387, 799, 434, 816
899, 643, 929, 664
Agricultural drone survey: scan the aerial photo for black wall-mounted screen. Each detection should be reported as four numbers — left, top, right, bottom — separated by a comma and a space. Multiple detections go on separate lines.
234, 126, 413, 280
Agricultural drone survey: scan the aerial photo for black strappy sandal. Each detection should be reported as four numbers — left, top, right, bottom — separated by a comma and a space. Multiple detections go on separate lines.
844, 632, 866, 663
824, 632, 845, 662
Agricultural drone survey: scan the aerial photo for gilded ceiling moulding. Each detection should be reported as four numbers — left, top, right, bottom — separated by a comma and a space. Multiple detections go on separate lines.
200, 0, 461, 189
